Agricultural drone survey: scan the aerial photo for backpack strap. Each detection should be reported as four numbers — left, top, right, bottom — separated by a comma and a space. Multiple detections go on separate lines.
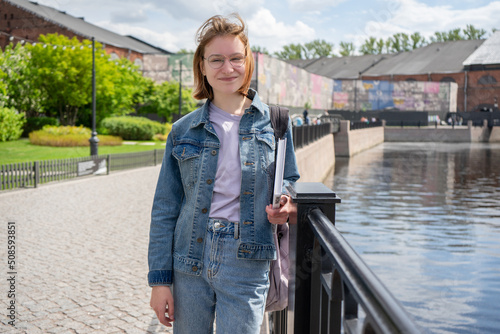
269, 105, 289, 140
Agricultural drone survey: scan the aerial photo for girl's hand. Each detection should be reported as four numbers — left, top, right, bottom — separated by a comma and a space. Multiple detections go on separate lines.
266, 195, 292, 224
150, 285, 175, 327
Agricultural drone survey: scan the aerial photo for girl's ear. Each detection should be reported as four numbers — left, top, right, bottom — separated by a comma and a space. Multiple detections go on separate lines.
200, 61, 206, 76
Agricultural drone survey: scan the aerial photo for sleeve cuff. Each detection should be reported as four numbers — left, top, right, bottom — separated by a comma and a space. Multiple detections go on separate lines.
148, 270, 173, 286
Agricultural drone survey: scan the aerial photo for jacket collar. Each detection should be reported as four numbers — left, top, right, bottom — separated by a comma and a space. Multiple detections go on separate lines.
190, 89, 265, 129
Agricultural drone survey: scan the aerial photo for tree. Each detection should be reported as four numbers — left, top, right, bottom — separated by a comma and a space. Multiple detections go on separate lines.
410, 32, 427, 49
463, 24, 487, 40
27, 33, 148, 126
274, 43, 306, 60
339, 42, 355, 57
388, 33, 412, 52
360, 37, 378, 55
304, 39, 335, 58
0, 43, 45, 117
137, 80, 197, 122
251, 45, 269, 55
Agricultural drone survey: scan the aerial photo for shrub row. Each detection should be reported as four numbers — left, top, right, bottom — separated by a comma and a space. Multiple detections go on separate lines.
29, 125, 122, 147
0, 107, 26, 142
101, 116, 167, 141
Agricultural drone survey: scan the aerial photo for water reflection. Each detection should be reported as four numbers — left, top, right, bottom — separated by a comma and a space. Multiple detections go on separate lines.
324, 143, 500, 334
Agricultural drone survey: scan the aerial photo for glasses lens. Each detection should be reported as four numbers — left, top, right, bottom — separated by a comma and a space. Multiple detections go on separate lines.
229, 54, 245, 67
207, 55, 225, 69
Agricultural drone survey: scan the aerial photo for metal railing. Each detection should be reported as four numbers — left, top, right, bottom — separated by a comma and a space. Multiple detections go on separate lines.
269, 182, 420, 334
349, 120, 383, 130
1, 149, 165, 191
292, 122, 337, 149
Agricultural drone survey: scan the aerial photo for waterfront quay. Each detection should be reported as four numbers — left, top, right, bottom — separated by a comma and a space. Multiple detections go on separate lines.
0, 166, 171, 333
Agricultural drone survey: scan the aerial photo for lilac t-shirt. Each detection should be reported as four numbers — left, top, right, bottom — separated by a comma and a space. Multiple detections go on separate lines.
208, 103, 242, 222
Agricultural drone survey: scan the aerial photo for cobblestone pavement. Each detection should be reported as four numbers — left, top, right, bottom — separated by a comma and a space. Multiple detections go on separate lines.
0, 166, 173, 333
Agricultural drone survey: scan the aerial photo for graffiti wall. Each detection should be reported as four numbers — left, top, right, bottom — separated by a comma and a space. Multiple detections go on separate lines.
255, 53, 333, 109
333, 80, 457, 112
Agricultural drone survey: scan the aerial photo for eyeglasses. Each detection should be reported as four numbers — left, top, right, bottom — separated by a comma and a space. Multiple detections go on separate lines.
203, 53, 246, 69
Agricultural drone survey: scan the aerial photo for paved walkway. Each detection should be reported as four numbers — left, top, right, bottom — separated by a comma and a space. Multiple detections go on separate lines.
0, 166, 172, 333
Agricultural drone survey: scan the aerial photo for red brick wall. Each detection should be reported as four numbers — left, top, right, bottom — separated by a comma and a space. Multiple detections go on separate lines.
0, 0, 143, 63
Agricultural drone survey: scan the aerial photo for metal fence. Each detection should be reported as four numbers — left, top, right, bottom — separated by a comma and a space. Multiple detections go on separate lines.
1, 150, 165, 191
269, 182, 420, 334
349, 120, 383, 130
292, 122, 338, 149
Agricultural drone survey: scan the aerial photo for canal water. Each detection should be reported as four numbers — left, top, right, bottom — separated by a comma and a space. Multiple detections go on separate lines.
324, 142, 500, 334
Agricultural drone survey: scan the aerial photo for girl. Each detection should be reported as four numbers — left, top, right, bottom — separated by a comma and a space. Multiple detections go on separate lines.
148, 13, 299, 333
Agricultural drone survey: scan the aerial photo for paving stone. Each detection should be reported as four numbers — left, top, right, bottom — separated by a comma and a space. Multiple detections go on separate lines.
0, 166, 174, 333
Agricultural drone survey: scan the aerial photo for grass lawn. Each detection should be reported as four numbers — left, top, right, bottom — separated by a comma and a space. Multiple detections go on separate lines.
1, 138, 166, 165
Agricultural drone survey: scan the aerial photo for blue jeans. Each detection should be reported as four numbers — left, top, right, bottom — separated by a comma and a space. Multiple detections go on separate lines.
172, 218, 270, 334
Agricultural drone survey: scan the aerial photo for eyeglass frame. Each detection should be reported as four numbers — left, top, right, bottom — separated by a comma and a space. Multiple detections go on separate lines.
203, 53, 246, 69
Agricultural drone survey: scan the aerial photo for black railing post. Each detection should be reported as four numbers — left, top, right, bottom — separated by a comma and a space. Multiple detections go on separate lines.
285, 182, 341, 334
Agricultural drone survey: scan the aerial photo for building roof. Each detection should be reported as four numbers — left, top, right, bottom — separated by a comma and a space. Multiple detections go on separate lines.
364, 39, 484, 76
288, 39, 485, 79
463, 30, 500, 66
6, 0, 170, 54
288, 54, 391, 79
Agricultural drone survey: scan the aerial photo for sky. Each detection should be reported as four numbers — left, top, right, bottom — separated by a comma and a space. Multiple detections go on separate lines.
34, 0, 500, 55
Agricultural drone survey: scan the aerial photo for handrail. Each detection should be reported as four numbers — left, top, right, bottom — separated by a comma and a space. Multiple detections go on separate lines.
307, 208, 420, 333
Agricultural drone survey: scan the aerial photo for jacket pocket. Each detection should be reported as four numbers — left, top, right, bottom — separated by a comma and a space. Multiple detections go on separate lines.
256, 131, 275, 174
172, 143, 202, 190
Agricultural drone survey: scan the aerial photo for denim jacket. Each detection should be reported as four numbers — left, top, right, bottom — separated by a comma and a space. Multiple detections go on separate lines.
148, 89, 300, 286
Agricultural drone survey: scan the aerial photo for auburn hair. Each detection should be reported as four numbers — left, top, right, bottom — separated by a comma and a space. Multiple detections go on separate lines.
192, 13, 254, 101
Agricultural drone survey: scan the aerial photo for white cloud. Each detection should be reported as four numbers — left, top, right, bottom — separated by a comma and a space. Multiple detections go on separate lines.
247, 8, 316, 52
351, 0, 500, 49
287, 0, 347, 12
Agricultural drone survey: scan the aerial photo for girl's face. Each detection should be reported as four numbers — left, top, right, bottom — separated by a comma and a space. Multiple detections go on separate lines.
201, 35, 247, 99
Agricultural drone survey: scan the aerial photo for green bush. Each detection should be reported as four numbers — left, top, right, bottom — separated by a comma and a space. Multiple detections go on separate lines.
29, 125, 122, 147
101, 116, 167, 141
23, 116, 59, 137
0, 107, 26, 142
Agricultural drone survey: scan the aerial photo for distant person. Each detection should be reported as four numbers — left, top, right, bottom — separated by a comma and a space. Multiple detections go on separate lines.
303, 108, 309, 125
148, 13, 300, 333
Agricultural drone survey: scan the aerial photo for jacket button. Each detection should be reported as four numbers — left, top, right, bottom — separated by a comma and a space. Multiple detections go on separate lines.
197, 237, 203, 243
202, 208, 208, 213
192, 266, 198, 272
207, 179, 213, 185
211, 150, 217, 156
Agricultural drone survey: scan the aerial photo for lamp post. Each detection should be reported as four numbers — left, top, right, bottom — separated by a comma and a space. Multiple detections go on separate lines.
178, 60, 182, 119
89, 37, 99, 156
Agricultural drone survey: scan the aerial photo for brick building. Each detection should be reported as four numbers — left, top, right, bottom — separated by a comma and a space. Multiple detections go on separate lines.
290, 32, 500, 114
0, 0, 172, 82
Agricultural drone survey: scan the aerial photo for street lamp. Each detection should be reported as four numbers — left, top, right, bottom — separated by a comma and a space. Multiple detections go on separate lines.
89, 37, 99, 156
178, 60, 182, 119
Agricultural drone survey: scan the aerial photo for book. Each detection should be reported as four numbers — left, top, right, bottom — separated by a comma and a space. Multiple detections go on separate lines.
272, 137, 287, 209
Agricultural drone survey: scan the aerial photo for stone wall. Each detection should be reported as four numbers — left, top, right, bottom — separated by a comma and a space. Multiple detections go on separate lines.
334, 121, 385, 157
295, 134, 335, 182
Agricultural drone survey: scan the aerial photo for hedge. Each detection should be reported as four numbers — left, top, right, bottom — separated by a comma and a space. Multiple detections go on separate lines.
101, 116, 167, 141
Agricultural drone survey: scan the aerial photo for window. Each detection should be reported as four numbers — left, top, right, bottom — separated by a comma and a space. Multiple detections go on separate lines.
440, 76, 456, 83
478, 75, 497, 85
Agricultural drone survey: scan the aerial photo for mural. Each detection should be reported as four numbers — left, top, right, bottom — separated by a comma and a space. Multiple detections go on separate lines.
255, 53, 333, 109
332, 79, 457, 112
